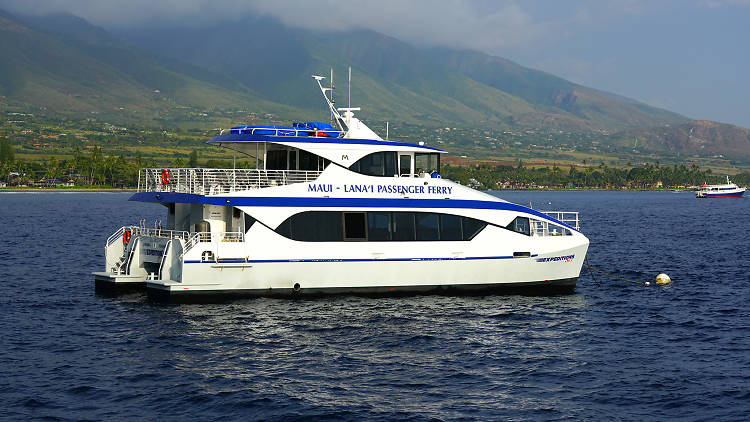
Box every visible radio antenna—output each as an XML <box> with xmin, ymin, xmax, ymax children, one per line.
<box><xmin>329</xmin><ymin>68</ymin><xmax>335</xmax><ymax>126</ymax></box>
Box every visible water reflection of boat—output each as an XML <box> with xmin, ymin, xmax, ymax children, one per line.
<box><xmin>695</xmin><ymin>176</ymin><xmax>745</xmax><ymax>198</ymax></box>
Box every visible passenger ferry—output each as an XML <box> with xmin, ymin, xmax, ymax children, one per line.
<box><xmin>93</xmin><ymin>76</ymin><xmax>590</xmax><ymax>302</ymax></box>
<box><xmin>695</xmin><ymin>176</ymin><xmax>745</xmax><ymax>198</ymax></box>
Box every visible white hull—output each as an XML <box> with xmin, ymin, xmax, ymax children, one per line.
<box><xmin>146</xmin><ymin>243</ymin><xmax>588</xmax><ymax>300</ymax></box>
<box><xmin>95</xmin><ymin>216</ymin><xmax>588</xmax><ymax>301</ymax></box>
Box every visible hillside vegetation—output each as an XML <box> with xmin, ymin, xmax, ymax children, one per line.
<box><xmin>1</xmin><ymin>10</ymin><xmax>749</xmax><ymax>165</ymax></box>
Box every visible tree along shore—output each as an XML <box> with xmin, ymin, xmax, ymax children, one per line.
<box><xmin>2</xmin><ymin>136</ymin><xmax>748</xmax><ymax>189</ymax></box>
<box><xmin>441</xmin><ymin>162</ymin><xmax>750</xmax><ymax>190</ymax></box>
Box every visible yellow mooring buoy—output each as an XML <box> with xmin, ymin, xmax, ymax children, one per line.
<box><xmin>654</xmin><ymin>273</ymin><xmax>672</xmax><ymax>285</ymax></box>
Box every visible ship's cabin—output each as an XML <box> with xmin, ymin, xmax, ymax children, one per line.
<box><xmin>214</xmin><ymin>137</ymin><xmax>443</xmax><ymax>179</ymax></box>
<box><xmin>132</xmin><ymin>132</ymin><xmax>447</xmax><ymax>244</ymax></box>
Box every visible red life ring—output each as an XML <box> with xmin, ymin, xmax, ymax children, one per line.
<box><xmin>161</xmin><ymin>169</ymin><xmax>170</xmax><ymax>185</ymax></box>
<box><xmin>123</xmin><ymin>229</ymin><xmax>131</xmax><ymax>245</ymax></box>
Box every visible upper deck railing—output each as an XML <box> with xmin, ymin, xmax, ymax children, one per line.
<box><xmin>106</xmin><ymin>225</ymin><xmax>190</xmax><ymax>247</ymax></box>
<box><xmin>137</xmin><ymin>168</ymin><xmax>322</xmax><ymax>195</ymax></box>
<box><xmin>536</xmin><ymin>211</ymin><xmax>580</xmax><ymax>235</ymax></box>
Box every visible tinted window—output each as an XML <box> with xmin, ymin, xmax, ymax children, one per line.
<box><xmin>462</xmin><ymin>217</ymin><xmax>487</xmax><ymax>240</ymax></box>
<box><xmin>350</xmin><ymin>152</ymin><xmax>398</xmax><ymax>177</ymax></box>
<box><xmin>415</xmin><ymin>153</ymin><xmax>440</xmax><ymax>174</ymax></box>
<box><xmin>344</xmin><ymin>212</ymin><xmax>367</xmax><ymax>240</ymax></box>
<box><xmin>277</xmin><ymin>211</ymin><xmax>342</xmax><ymax>241</ymax></box>
<box><xmin>288</xmin><ymin>150</ymin><xmax>297</xmax><ymax>170</ymax></box>
<box><xmin>416</xmin><ymin>213</ymin><xmax>439</xmax><ymax>241</ymax></box>
<box><xmin>506</xmin><ymin>216</ymin><xmax>530</xmax><ymax>236</ymax></box>
<box><xmin>368</xmin><ymin>212</ymin><xmax>391</xmax><ymax>241</ymax></box>
<box><xmin>440</xmin><ymin>214</ymin><xmax>462</xmax><ymax>241</ymax></box>
<box><xmin>275</xmin><ymin>211</ymin><xmax>487</xmax><ymax>242</ymax></box>
<box><xmin>392</xmin><ymin>212</ymin><xmax>416</xmax><ymax>241</ymax></box>
<box><xmin>244</xmin><ymin>213</ymin><xmax>256</xmax><ymax>233</ymax></box>
<box><xmin>362</xmin><ymin>153</ymin><xmax>383</xmax><ymax>176</ymax></box>
<box><xmin>298</xmin><ymin>150</ymin><xmax>318</xmax><ymax>171</ymax></box>
<box><xmin>399</xmin><ymin>155</ymin><xmax>411</xmax><ymax>176</ymax></box>
<box><xmin>275</xmin><ymin>218</ymin><xmax>292</xmax><ymax>238</ymax></box>
<box><xmin>266</xmin><ymin>150</ymin><xmax>287</xmax><ymax>170</ymax></box>
<box><xmin>384</xmin><ymin>152</ymin><xmax>396</xmax><ymax>177</ymax></box>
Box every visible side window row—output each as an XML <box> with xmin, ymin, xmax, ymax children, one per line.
<box><xmin>274</xmin><ymin>211</ymin><xmax>487</xmax><ymax>242</ymax></box>
<box><xmin>349</xmin><ymin>152</ymin><xmax>441</xmax><ymax>177</ymax></box>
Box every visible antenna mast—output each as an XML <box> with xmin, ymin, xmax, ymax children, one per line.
<box><xmin>329</xmin><ymin>68</ymin><xmax>334</xmax><ymax>126</ymax></box>
<box><xmin>312</xmin><ymin>74</ymin><xmax>346</xmax><ymax>131</ymax></box>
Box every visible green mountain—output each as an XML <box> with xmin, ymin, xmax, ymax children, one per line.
<box><xmin>0</xmin><ymin>10</ymin><xmax>297</xmax><ymax>123</ymax></box>
<box><xmin>2</xmin><ymin>10</ymin><xmax>749</xmax><ymax>161</ymax></box>
<box><xmin>430</xmin><ymin>47</ymin><xmax>686</xmax><ymax>129</ymax></box>
<box><xmin>119</xmin><ymin>17</ymin><xmax>687</xmax><ymax>131</ymax></box>
<box><xmin>119</xmin><ymin>19</ymin><xmax>515</xmax><ymax>127</ymax></box>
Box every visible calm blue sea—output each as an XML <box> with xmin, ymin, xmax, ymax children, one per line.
<box><xmin>1</xmin><ymin>191</ymin><xmax>749</xmax><ymax>421</ymax></box>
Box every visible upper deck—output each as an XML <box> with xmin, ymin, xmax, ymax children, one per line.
<box><xmin>138</xmin><ymin>168</ymin><xmax>322</xmax><ymax>195</ymax></box>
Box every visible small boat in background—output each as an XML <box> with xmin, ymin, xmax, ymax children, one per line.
<box><xmin>696</xmin><ymin>176</ymin><xmax>745</xmax><ymax>198</ymax></box>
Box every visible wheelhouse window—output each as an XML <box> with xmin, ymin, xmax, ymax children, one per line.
<box><xmin>399</xmin><ymin>155</ymin><xmax>411</xmax><ymax>176</ymax></box>
<box><xmin>349</xmin><ymin>152</ymin><xmax>397</xmax><ymax>177</ymax></box>
<box><xmin>275</xmin><ymin>211</ymin><xmax>487</xmax><ymax>242</ymax></box>
<box><xmin>414</xmin><ymin>153</ymin><xmax>440</xmax><ymax>175</ymax></box>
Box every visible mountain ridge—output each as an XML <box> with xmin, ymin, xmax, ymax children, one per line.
<box><xmin>0</xmin><ymin>10</ymin><xmax>302</xmax><ymax>123</ymax></box>
<box><xmin>117</xmin><ymin>16</ymin><xmax>689</xmax><ymax>131</ymax></box>
<box><xmin>612</xmin><ymin>120</ymin><xmax>750</xmax><ymax>160</ymax></box>
<box><xmin>1</xmin><ymin>10</ymin><xmax>748</xmax><ymax>162</ymax></box>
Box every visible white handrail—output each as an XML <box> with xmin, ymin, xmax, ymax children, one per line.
<box><xmin>107</xmin><ymin>225</ymin><xmax>190</xmax><ymax>244</ymax></box>
<box><xmin>137</xmin><ymin>168</ymin><xmax>322</xmax><ymax>194</ymax></box>
<box><xmin>535</xmin><ymin>211</ymin><xmax>580</xmax><ymax>236</ymax></box>
<box><xmin>180</xmin><ymin>231</ymin><xmax>245</xmax><ymax>259</ymax></box>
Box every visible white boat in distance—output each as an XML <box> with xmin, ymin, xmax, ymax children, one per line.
<box><xmin>93</xmin><ymin>75</ymin><xmax>590</xmax><ymax>302</ymax></box>
<box><xmin>695</xmin><ymin>176</ymin><xmax>746</xmax><ymax>198</ymax></box>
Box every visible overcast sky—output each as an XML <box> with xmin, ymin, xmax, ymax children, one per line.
<box><xmin>2</xmin><ymin>0</ymin><xmax>749</xmax><ymax>128</ymax></box>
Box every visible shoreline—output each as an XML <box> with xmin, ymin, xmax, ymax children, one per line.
<box><xmin>0</xmin><ymin>187</ymin><xmax>697</xmax><ymax>193</ymax></box>
<box><xmin>0</xmin><ymin>187</ymin><xmax>136</xmax><ymax>192</ymax></box>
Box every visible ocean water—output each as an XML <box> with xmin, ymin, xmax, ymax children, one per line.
<box><xmin>1</xmin><ymin>191</ymin><xmax>748</xmax><ymax>421</ymax></box>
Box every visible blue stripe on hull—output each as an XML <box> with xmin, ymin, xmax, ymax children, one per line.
<box><xmin>184</xmin><ymin>254</ymin><xmax>541</xmax><ymax>264</ymax></box>
<box><xmin>129</xmin><ymin>192</ymin><xmax>578</xmax><ymax>232</ymax></box>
